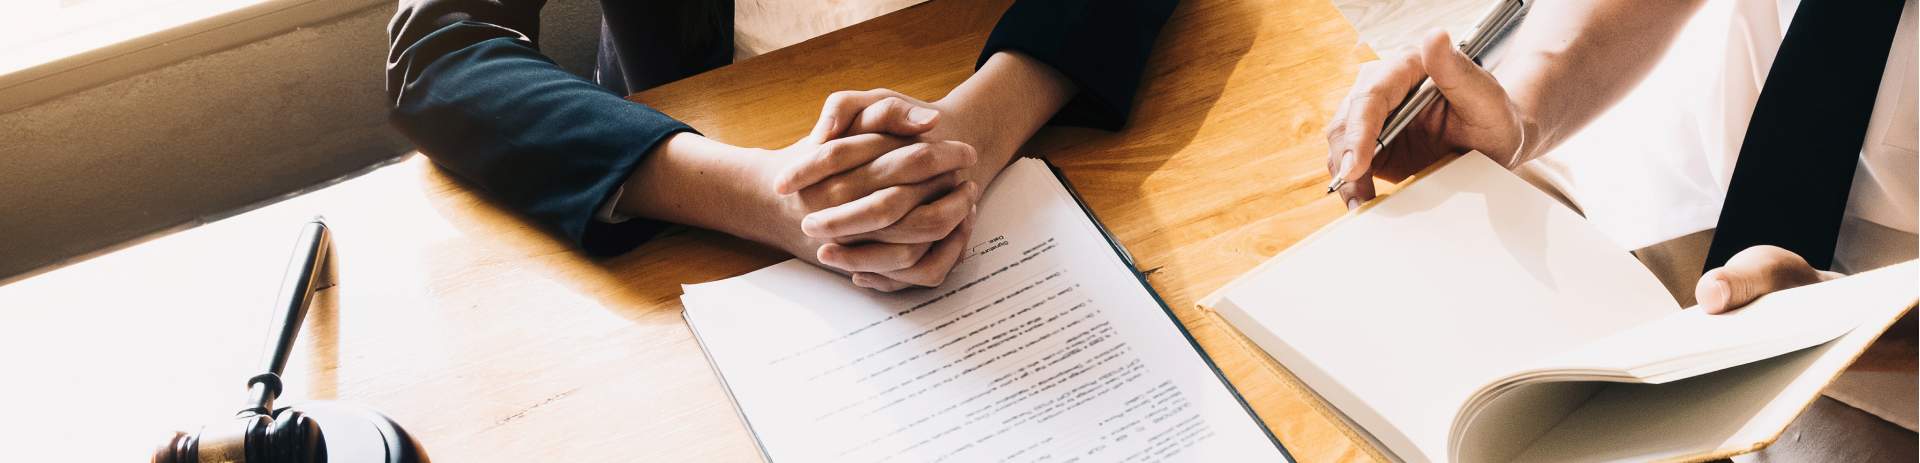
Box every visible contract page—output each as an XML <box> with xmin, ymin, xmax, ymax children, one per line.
<box><xmin>683</xmin><ymin>159</ymin><xmax>1285</xmax><ymax>462</ymax></box>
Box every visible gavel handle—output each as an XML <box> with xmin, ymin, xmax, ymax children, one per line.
<box><xmin>242</xmin><ymin>218</ymin><xmax>331</xmax><ymax>417</ymax></box>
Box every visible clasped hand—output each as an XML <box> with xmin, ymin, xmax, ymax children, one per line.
<box><xmin>770</xmin><ymin>90</ymin><xmax>981</xmax><ymax>291</ymax></box>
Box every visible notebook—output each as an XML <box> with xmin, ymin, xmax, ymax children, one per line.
<box><xmin>681</xmin><ymin>158</ymin><xmax>1293</xmax><ymax>462</ymax></box>
<box><xmin>1200</xmin><ymin>153</ymin><xmax>1918</xmax><ymax>462</ymax></box>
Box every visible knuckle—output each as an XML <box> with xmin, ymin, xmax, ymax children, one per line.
<box><xmin>818</xmin><ymin>139</ymin><xmax>850</xmax><ymax>160</ymax></box>
<box><xmin>795</xmin><ymin>184</ymin><xmax>835</xmax><ymax>209</ymax></box>
<box><xmin>904</xmin><ymin>272</ymin><xmax>944</xmax><ymax>288</ymax></box>
<box><xmin>900</xmin><ymin>226</ymin><xmax>942</xmax><ymax>243</ymax></box>
<box><xmin>1358</xmin><ymin>86</ymin><xmax>1395</xmax><ymax>108</ymax></box>
<box><xmin>796</xmin><ymin>189</ymin><xmax>827</xmax><ymax>210</ymax></box>
<box><xmin>824</xmin><ymin>91</ymin><xmax>853</xmax><ymax>108</ymax></box>
<box><xmin>902</xmin><ymin>144</ymin><xmax>939</xmax><ymax>172</ymax></box>
<box><xmin>933</xmin><ymin>200</ymin><xmax>968</xmax><ymax>225</ymax></box>
<box><xmin>899</xmin><ymin>215</ymin><xmax>947</xmax><ymax>241</ymax></box>
<box><xmin>913</xmin><ymin>259</ymin><xmax>955</xmax><ymax>287</ymax></box>
<box><xmin>891</xmin><ymin>266</ymin><xmax>939</xmax><ymax>287</ymax></box>
<box><xmin>876</xmin><ymin>185</ymin><xmax>917</xmax><ymax>209</ymax></box>
<box><xmin>946</xmin><ymin>141</ymin><xmax>978</xmax><ymax>165</ymax></box>
<box><xmin>889</xmin><ymin>247</ymin><xmax>922</xmax><ymax>269</ymax></box>
<box><xmin>824</xmin><ymin>181</ymin><xmax>860</xmax><ymax>205</ymax></box>
<box><xmin>1749</xmin><ymin>245</ymin><xmax>1791</xmax><ymax>258</ymax></box>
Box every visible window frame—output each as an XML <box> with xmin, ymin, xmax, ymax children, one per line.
<box><xmin>0</xmin><ymin>0</ymin><xmax>385</xmax><ymax>114</ymax></box>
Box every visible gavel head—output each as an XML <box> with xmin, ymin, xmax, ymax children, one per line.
<box><xmin>153</xmin><ymin>401</ymin><xmax>426</xmax><ymax>463</ymax></box>
<box><xmin>153</xmin><ymin>408</ymin><xmax>324</xmax><ymax>463</ymax></box>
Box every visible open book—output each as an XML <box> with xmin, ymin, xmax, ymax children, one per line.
<box><xmin>682</xmin><ymin>158</ymin><xmax>1292</xmax><ymax>462</ymax></box>
<box><xmin>1201</xmin><ymin>153</ymin><xmax>1918</xmax><ymax>462</ymax></box>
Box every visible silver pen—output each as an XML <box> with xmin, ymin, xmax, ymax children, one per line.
<box><xmin>1328</xmin><ymin>0</ymin><xmax>1531</xmax><ymax>194</ymax></box>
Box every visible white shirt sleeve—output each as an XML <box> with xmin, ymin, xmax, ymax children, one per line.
<box><xmin>596</xmin><ymin>186</ymin><xmax>631</xmax><ymax>223</ymax></box>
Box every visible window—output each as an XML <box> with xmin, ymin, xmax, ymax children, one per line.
<box><xmin>0</xmin><ymin>0</ymin><xmax>381</xmax><ymax>112</ymax></box>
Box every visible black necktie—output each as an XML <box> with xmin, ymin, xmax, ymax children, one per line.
<box><xmin>1703</xmin><ymin>0</ymin><xmax>1906</xmax><ymax>271</ymax></box>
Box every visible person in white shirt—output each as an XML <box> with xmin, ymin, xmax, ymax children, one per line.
<box><xmin>1322</xmin><ymin>0</ymin><xmax>1915</xmax><ymax>457</ymax></box>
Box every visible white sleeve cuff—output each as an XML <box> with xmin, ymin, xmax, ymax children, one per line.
<box><xmin>596</xmin><ymin>187</ymin><xmax>631</xmax><ymax>223</ymax></box>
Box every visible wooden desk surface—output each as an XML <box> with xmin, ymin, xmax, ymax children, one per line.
<box><xmin>0</xmin><ymin>0</ymin><xmax>1378</xmax><ymax>460</ymax></box>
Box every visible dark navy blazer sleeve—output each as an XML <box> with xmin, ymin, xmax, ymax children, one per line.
<box><xmin>386</xmin><ymin>0</ymin><xmax>686</xmax><ymax>256</ymax></box>
<box><xmin>980</xmin><ymin>0</ymin><xmax>1179</xmax><ymax>130</ymax></box>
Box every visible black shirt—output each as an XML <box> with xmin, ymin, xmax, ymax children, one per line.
<box><xmin>385</xmin><ymin>0</ymin><xmax>1178</xmax><ymax>255</ymax></box>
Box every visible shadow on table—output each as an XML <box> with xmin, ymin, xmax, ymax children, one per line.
<box><xmin>1028</xmin><ymin>0</ymin><xmax>1262</xmax><ymax>189</ymax></box>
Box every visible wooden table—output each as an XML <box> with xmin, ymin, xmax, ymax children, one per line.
<box><xmin>0</xmin><ymin>0</ymin><xmax>1382</xmax><ymax>460</ymax></box>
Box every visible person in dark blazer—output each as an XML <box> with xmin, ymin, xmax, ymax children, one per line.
<box><xmin>385</xmin><ymin>0</ymin><xmax>1178</xmax><ymax>291</ymax></box>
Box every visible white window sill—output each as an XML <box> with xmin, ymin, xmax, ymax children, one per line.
<box><xmin>0</xmin><ymin>0</ymin><xmax>384</xmax><ymax>114</ymax></box>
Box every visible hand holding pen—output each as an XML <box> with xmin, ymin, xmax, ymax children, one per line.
<box><xmin>1324</xmin><ymin>0</ymin><xmax>1530</xmax><ymax>208</ymax></box>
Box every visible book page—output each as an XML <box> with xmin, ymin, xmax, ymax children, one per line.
<box><xmin>1512</xmin><ymin>288</ymin><xmax>1915</xmax><ymax>461</ymax></box>
<box><xmin>1536</xmin><ymin>262</ymin><xmax>1919</xmax><ymax>382</ymax></box>
<box><xmin>1204</xmin><ymin>154</ymin><xmax>1678</xmax><ymax>462</ymax></box>
<box><xmin>1450</xmin><ymin>263</ymin><xmax>1916</xmax><ymax>462</ymax></box>
<box><xmin>683</xmin><ymin>159</ymin><xmax>1286</xmax><ymax>462</ymax></box>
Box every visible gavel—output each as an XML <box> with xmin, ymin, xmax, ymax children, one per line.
<box><xmin>154</xmin><ymin>218</ymin><xmax>428</xmax><ymax>463</ymax></box>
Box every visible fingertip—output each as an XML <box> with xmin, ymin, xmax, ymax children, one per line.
<box><xmin>825</xmin><ymin>116</ymin><xmax>838</xmax><ymax>137</ymax></box>
<box><xmin>907</xmin><ymin>106</ymin><xmax>939</xmax><ymax>127</ymax></box>
<box><xmin>959</xmin><ymin>181</ymin><xmax>983</xmax><ymax>203</ymax></box>
<box><xmin>1335</xmin><ymin>149</ymin><xmax>1361</xmax><ymax>181</ymax></box>
<box><xmin>1422</xmin><ymin>29</ymin><xmax>1478</xmax><ymax>74</ymax></box>
<box><xmin>1698</xmin><ymin>275</ymin><xmax>1732</xmax><ymax>314</ymax></box>
<box><xmin>780</xmin><ymin>145</ymin><xmax>839</xmax><ymax>194</ymax></box>
<box><xmin>775</xmin><ymin>163</ymin><xmax>813</xmax><ymax>195</ymax></box>
<box><xmin>801</xmin><ymin>214</ymin><xmax>832</xmax><ymax>238</ymax></box>
<box><xmin>773</xmin><ymin>172</ymin><xmax>800</xmax><ymax>195</ymax></box>
<box><xmin>870</xmin><ymin>98</ymin><xmax>933</xmax><ymax>136</ymax></box>
<box><xmin>957</xmin><ymin>142</ymin><xmax>979</xmax><ymax>166</ymax></box>
<box><xmin>1337</xmin><ymin>172</ymin><xmax>1376</xmax><ymax>208</ymax></box>
<box><xmin>1424</xmin><ymin>28</ymin><xmax>1453</xmax><ymax>50</ymax></box>
<box><xmin>820</xmin><ymin>118</ymin><xmax>835</xmax><ymax>140</ymax></box>
<box><xmin>817</xmin><ymin>243</ymin><xmax>843</xmax><ymax>267</ymax></box>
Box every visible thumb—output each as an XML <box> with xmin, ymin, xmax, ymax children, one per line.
<box><xmin>1420</xmin><ymin>31</ymin><xmax>1504</xmax><ymax>120</ymax></box>
<box><xmin>1696</xmin><ymin>245</ymin><xmax>1836</xmax><ymax>314</ymax></box>
<box><xmin>847</xmin><ymin>96</ymin><xmax>939</xmax><ymax>138</ymax></box>
<box><xmin>1418</xmin><ymin>30</ymin><xmax>1523</xmax><ymax>164</ymax></box>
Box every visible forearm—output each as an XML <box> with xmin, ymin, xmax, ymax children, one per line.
<box><xmin>1492</xmin><ymin>0</ymin><xmax>1706</xmax><ymax>161</ymax></box>
<box><xmin>936</xmin><ymin>51</ymin><xmax>1076</xmax><ymax>185</ymax></box>
<box><xmin>389</xmin><ymin>25</ymin><xmax>693</xmax><ymax>254</ymax></box>
<box><xmin>614</xmin><ymin>133</ymin><xmax>791</xmax><ymax>248</ymax></box>
<box><xmin>933</xmin><ymin>0</ymin><xmax>1177</xmax><ymax>185</ymax></box>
